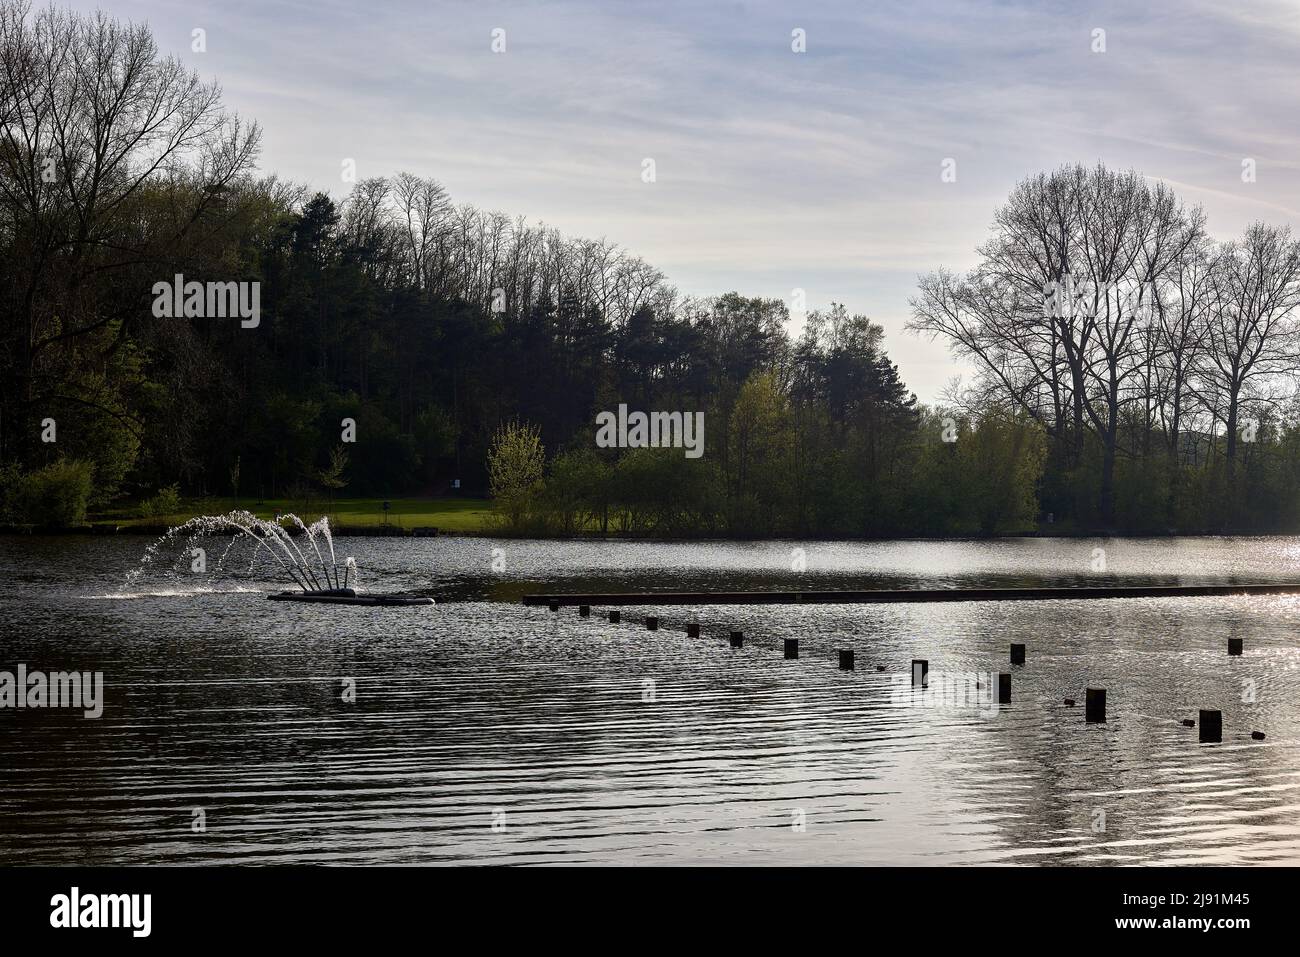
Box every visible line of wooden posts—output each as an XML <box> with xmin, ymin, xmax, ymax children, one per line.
<box><xmin>553</xmin><ymin>600</ymin><xmax>1265</xmax><ymax>744</ymax></box>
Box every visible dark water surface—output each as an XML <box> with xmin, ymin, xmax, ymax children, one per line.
<box><xmin>2</xmin><ymin>535</ymin><xmax>1299</xmax><ymax>864</ymax></box>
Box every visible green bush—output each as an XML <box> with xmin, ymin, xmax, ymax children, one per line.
<box><xmin>0</xmin><ymin>462</ymin><xmax>22</xmax><ymax>524</ymax></box>
<box><xmin>139</xmin><ymin>483</ymin><xmax>182</xmax><ymax>518</ymax></box>
<box><xmin>1</xmin><ymin>459</ymin><xmax>94</xmax><ymax>527</ymax></box>
<box><xmin>487</xmin><ymin>421</ymin><xmax>546</xmax><ymax>534</ymax></box>
<box><xmin>542</xmin><ymin>447</ymin><xmax>611</xmax><ymax>535</ymax></box>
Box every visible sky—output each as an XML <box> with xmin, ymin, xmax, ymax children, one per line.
<box><xmin>70</xmin><ymin>0</ymin><xmax>1300</xmax><ymax>402</ymax></box>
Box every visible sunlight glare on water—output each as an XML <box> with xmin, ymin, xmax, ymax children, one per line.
<box><xmin>1</xmin><ymin>535</ymin><xmax>1298</xmax><ymax>864</ymax></box>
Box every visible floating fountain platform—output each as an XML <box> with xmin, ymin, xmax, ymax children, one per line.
<box><xmin>128</xmin><ymin>509</ymin><xmax>436</xmax><ymax>605</ymax></box>
<box><xmin>129</xmin><ymin>511</ymin><xmax>435</xmax><ymax>606</ymax></box>
<box><xmin>268</xmin><ymin>588</ymin><xmax>434</xmax><ymax>607</ymax></box>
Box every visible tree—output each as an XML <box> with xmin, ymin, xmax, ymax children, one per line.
<box><xmin>317</xmin><ymin>445</ymin><xmax>349</xmax><ymax>509</ymax></box>
<box><xmin>543</xmin><ymin>447</ymin><xmax>609</xmax><ymax>535</ymax></box>
<box><xmin>1204</xmin><ymin>224</ymin><xmax>1300</xmax><ymax>481</ymax></box>
<box><xmin>0</xmin><ymin>0</ymin><xmax>259</xmax><ymax>483</ymax></box>
<box><xmin>910</xmin><ymin>163</ymin><xmax>1203</xmax><ymax>527</ymax></box>
<box><xmin>487</xmin><ymin>421</ymin><xmax>545</xmax><ymax>532</ymax></box>
<box><xmin>726</xmin><ymin>372</ymin><xmax>795</xmax><ymax>535</ymax></box>
<box><xmin>957</xmin><ymin>411</ymin><xmax>1048</xmax><ymax>534</ymax></box>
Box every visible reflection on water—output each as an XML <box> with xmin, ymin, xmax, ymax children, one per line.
<box><xmin>1</xmin><ymin>536</ymin><xmax>1299</xmax><ymax>864</ymax></box>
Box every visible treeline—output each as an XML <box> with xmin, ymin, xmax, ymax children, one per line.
<box><xmin>486</xmin><ymin>351</ymin><xmax>1047</xmax><ymax>539</ymax></box>
<box><xmin>3</xmin><ymin>2</ymin><xmax>1300</xmax><ymax>535</ymax></box>
<box><xmin>911</xmin><ymin>164</ymin><xmax>1300</xmax><ymax>533</ymax></box>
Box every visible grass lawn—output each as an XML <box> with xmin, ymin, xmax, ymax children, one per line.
<box><xmin>94</xmin><ymin>497</ymin><xmax>495</xmax><ymax>532</ymax></box>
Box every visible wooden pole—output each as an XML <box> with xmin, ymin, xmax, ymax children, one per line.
<box><xmin>1086</xmin><ymin>687</ymin><xmax>1106</xmax><ymax>722</ymax></box>
<box><xmin>1199</xmin><ymin>710</ymin><xmax>1222</xmax><ymax>743</ymax></box>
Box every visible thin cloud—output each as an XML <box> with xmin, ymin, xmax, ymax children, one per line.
<box><xmin>69</xmin><ymin>0</ymin><xmax>1300</xmax><ymax>402</ymax></box>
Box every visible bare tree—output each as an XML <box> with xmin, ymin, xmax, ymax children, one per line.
<box><xmin>0</xmin><ymin>0</ymin><xmax>259</xmax><ymax>445</ymax></box>
<box><xmin>1203</xmin><ymin>223</ymin><xmax>1300</xmax><ymax>478</ymax></box>
<box><xmin>910</xmin><ymin>163</ymin><xmax>1203</xmax><ymax>525</ymax></box>
<box><xmin>391</xmin><ymin>171</ymin><xmax>451</xmax><ymax>292</ymax></box>
<box><xmin>1149</xmin><ymin>237</ymin><xmax>1212</xmax><ymax>461</ymax></box>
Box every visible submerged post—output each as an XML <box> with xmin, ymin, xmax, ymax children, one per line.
<box><xmin>548</xmin><ymin>599</ymin><xmax>559</xmax><ymax>613</ymax></box>
<box><xmin>1086</xmin><ymin>687</ymin><xmax>1106</xmax><ymax>723</ymax></box>
<box><xmin>646</xmin><ymin>616</ymin><xmax>659</xmax><ymax>631</ymax></box>
<box><xmin>1228</xmin><ymin>638</ymin><xmax>1243</xmax><ymax>656</ymax></box>
<box><xmin>911</xmin><ymin>659</ymin><xmax>928</xmax><ymax>687</ymax></box>
<box><xmin>997</xmin><ymin>672</ymin><xmax>1012</xmax><ymax>704</ymax></box>
<box><xmin>839</xmin><ymin>649</ymin><xmax>854</xmax><ymax>670</ymax></box>
<box><xmin>609</xmin><ymin>610</ymin><xmax>620</xmax><ymax>624</ymax></box>
<box><xmin>686</xmin><ymin>623</ymin><xmax>700</xmax><ymax>638</ymax></box>
<box><xmin>579</xmin><ymin>605</ymin><xmax>590</xmax><ymax>617</ymax></box>
<box><xmin>1199</xmin><ymin>710</ymin><xmax>1222</xmax><ymax>743</ymax></box>
<box><xmin>784</xmin><ymin>638</ymin><xmax>799</xmax><ymax>659</ymax></box>
<box><xmin>1010</xmin><ymin>643</ymin><xmax>1026</xmax><ymax>665</ymax></box>
<box><xmin>729</xmin><ymin>631</ymin><xmax>744</xmax><ymax>648</ymax></box>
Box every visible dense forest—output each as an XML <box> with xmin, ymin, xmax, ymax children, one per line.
<box><xmin>2</xmin><ymin>1</ymin><xmax>1299</xmax><ymax>535</ymax></box>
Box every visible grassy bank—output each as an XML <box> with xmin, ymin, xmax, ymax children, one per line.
<box><xmin>93</xmin><ymin>497</ymin><xmax>495</xmax><ymax>533</ymax></box>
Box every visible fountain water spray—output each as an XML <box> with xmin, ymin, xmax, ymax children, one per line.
<box><xmin>129</xmin><ymin>510</ymin><xmax>355</xmax><ymax>593</ymax></box>
<box><xmin>127</xmin><ymin>511</ymin><xmax>432</xmax><ymax>606</ymax></box>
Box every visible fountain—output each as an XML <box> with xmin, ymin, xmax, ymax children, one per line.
<box><xmin>128</xmin><ymin>511</ymin><xmax>434</xmax><ymax>606</ymax></box>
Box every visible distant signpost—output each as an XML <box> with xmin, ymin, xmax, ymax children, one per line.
<box><xmin>381</xmin><ymin>500</ymin><xmax>391</xmax><ymax>526</ymax></box>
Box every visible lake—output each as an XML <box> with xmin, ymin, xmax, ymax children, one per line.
<box><xmin>1</xmin><ymin>535</ymin><xmax>1299</xmax><ymax>864</ymax></box>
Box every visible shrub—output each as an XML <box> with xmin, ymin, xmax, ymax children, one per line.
<box><xmin>139</xmin><ymin>483</ymin><xmax>182</xmax><ymax>518</ymax></box>
<box><xmin>4</xmin><ymin>459</ymin><xmax>94</xmax><ymax>527</ymax></box>
<box><xmin>0</xmin><ymin>462</ymin><xmax>22</xmax><ymax>524</ymax></box>
<box><xmin>487</xmin><ymin>421</ymin><xmax>546</xmax><ymax>533</ymax></box>
<box><xmin>541</xmin><ymin>448</ymin><xmax>610</xmax><ymax>535</ymax></box>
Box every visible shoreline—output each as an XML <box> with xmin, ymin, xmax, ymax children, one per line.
<box><xmin>4</xmin><ymin>524</ymin><xmax>1299</xmax><ymax>541</ymax></box>
<box><xmin>523</xmin><ymin>581</ymin><xmax>1300</xmax><ymax>606</ymax></box>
